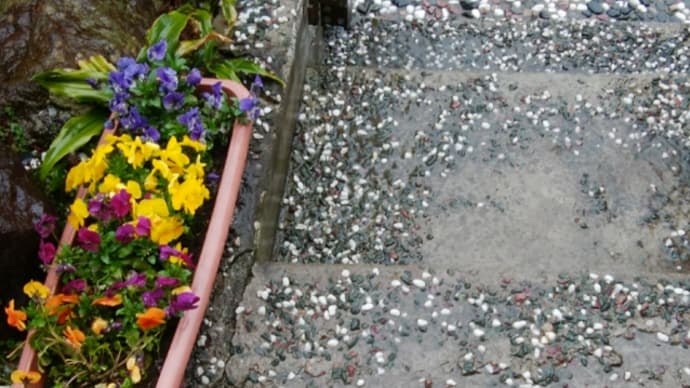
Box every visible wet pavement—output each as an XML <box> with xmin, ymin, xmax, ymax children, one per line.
<box><xmin>198</xmin><ymin>1</ymin><xmax>690</xmax><ymax>387</ymax></box>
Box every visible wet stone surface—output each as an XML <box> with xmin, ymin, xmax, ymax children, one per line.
<box><xmin>351</xmin><ymin>0</ymin><xmax>690</xmax><ymax>23</ymax></box>
<box><xmin>278</xmin><ymin>68</ymin><xmax>690</xmax><ymax>275</ymax></box>
<box><xmin>228</xmin><ymin>264</ymin><xmax>690</xmax><ymax>387</ymax></box>
<box><xmin>324</xmin><ymin>19</ymin><xmax>690</xmax><ymax>74</ymax></box>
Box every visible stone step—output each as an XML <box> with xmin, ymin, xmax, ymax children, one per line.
<box><xmin>350</xmin><ymin>0</ymin><xmax>690</xmax><ymax>24</ymax></box>
<box><xmin>226</xmin><ymin>262</ymin><xmax>690</xmax><ymax>387</ymax></box>
<box><xmin>277</xmin><ymin>67</ymin><xmax>690</xmax><ymax>278</ymax></box>
<box><xmin>320</xmin><ymin>17</ymin><xmax>689</xmax><ymax>74</ymax></box>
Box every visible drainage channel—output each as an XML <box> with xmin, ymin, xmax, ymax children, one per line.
<box><xmin>254</xmin><ymin>0</ymin><xmax>351</xmax><ymax>262</ymax></box>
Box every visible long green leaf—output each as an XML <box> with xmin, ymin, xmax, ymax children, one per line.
<box><xmin>207</xmin><ymin>63</ymin><xmax>240</xmax><ymax>83</ymax></box>
<box><xmin>146</xmin><ymin>10</ymin><xmax>191</xmax><ymax>51</ymax></box>
<box><xmin>213</xmin><ymin>59</ymin><xmax>284</xmax><ymax>86</ymax></box>
<box><xmin>77</xmin><ymin>55</ymin><xmax>116</xmax><ymax>73</ymax></box>
<box><xmin>33</xmin><ymin>69</ymin><xmax>111</xmax><ymax>104</ymax></box>
<box><xmin>39</xmin><ymin>109</ymin><xmax>109</xmax><ymax>179</ymax></box>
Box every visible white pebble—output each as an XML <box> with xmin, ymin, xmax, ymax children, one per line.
<box><xmin>513</xmin><ymin>320</ymin><xmax>528</xmax><ymax>329</ymax></box>
<box><xmin>657</xmin><ymin>332</ymin><xmax>669</xmax><ymax>342</ymax></box>
<box><xmin>413</xmin><ymin>279</ymin><xmax>426</xmax><ymax>288</ymax></box>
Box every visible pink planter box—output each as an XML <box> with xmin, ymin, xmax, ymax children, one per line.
<box><xmin>13</xmin><ymin>79</ymin><xmax>252</xmax><ymax>388</ymax></box>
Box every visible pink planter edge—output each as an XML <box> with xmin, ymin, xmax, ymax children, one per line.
<box><xmin>13</xmin><ymin>78</ymin><xmax>252</xmax><ymax>388</ymax></box>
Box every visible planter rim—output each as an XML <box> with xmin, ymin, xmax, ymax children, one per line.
<box><xmin>13</xmin><ymin>78</ymin><xmax>252</xmax><ymax>388</ymax></box>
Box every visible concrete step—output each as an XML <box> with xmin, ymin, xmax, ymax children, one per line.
<box><xmin>349</xmin><ymin>0</ymin><xmax>690</xmax><ymax>24</ymax></box>
<box><xmin>319</xmin><ymin>18</ymin><xmax>689</xmax><ymax>74</ymax></box>
<box><xmin>277</xmin><ymin>67</ymin><xmax>689</xmax><ymax>280</ymax></box>
<box><xmin>226</xmin><ymin>262</ymin><xmax>690</xmax><ymax>387</ymax></box>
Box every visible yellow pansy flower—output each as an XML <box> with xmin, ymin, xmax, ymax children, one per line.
<box><xmin>67</xmin><ymin>197</ymin><xmax>89</xmax><ymax>229</ymax></box>
<box><xmin>134</xmin><ymin>198</ymin><xmax>169</xmax><ymax>219</ymax></box>
<box><xmin>150</xmin><ymin>216</ymin><xmax>184</xmax><ymax>245</ymax></box>
<box><xmin>185</xmin><ymin>155</ymin><xmax>206</xmax><ymax>180</ymax></box>
<box><xmin>11</xmin><ymin>370</ymin><xmax>41</xmax><ymax>384</ymax></box>
<box><xmin>98</xmin><ymin>174</ymin><xmax>122</xmax><ymax>194</ymax></box>
<box><xmin>126</xmin><ymin>356</ymin><xmax>142</xmax><ymax>383</ymax></box>
<box><xmin>91</xmin><ymin>317</ymin><xmax>108</xmax><ymax>336</ymax></box>
<box><xmin>151</xmin><ymin>159</ymin><xmax>174</xmax><ymax>181</ymax></box>
<box><xmin>126</xmin><ymin>180</ymin><xmax>142</xmax><ymax>199</ymax></box>
<box><xmin>23</xmin><ymin>280</ymin><xmax>50</xmax><ymax>300</ymax></box>
<box><xmin>180</xmin><ymin>135</ymin><xmax>207</xmax><ymax>152</ymax></box>
<box><xmin>170</xmin><ymin>177</ymin><xmax>209</xmax><ymax>216</ymax></box>
<box><xmin>117</xmin><ymin>135</ymin><xmax>159</xmax><ymax>168</ymax></box>
<box><xmin>171</xmin><ymin>285</ymin><xmax>192</xmax><ymax>295</ymax></box>
<box><xmin>160</xmin><ymin>137</ymin><xmax>190</xmax><ymax>171</ymax></box>
<box><xmin>65</xmin><ymin>161</ymin><xmax>88</xmax><ymax>192</ymax></box>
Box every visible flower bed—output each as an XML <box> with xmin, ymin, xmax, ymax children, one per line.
<box><xmin>4</xmin><ymin>34</ymin><xmax>260</xmax><ymax>387</ymax></box>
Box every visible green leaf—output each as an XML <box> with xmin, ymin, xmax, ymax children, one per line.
<box><xmin>146</xmin><ymin>10</ymin><xmax>191</xmax><ymax>51</ymax></box>
<box><xmin>221</xmin><ymin>0</ymin><xmax>238</xmax><ymax>32</ymax></box>
<box><xmin>33</xmin><ymin>69</ymin><xmax>111</xmax><ymax>104</ymax></box>
<box><xmin>189</xmin><ymin>8</ymin><xmax>213</xmax><ymax>35</ymax></box>
<box><xmin>177</xmin><ymin>31</ymin><xmax>231</xmax><ymax>57</ymax></box>
<box><xmin>77</xmin><ymin>55</ymin><xmax>116</xmax><ymax>73</ymax></box>
<box><xmin>212</xmin><ymin>59</ymin><xmax>284</xmax><ymax>86</ymax></box>
<box><xmin>39</xmin><ymin>108</ymin><xmax>109</xmax><ymax>180</ymax></box>
<box><xmin>207</xmin><ymin>63</ymin><xmax>240</xmax><ymax>83</ymax></box>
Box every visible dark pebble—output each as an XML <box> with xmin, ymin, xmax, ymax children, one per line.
<box><xmin>357</xmin><ymin>0</ymin><xmax>373</xmax><ymax>14</ymax></box>
<box><xmin>461</xmin><ymin>0</ymin><xmax>479</xmax><ymax>10</ymax></box>
<box><xmin>581</xmin><ymin>9</ymin><xmax>593</xmax><ymax>17</ymax></box>
<box><xmin>393</xmin><ymin>0</ymin><xmax>412</xmax><ymax>6</ymax></box>
<box><xmin>587</xmin><ymin>1</ymin><xmax>604</xmax><ymax>14</ymax></box>
<box><xmin>539</xmin><ymin>10</ymin><xmax>551</xmax><ymax>18</ymax></box>
<box><xmin>607</xmin><ymin>7</ymin><xmax>621</xmax><ymax>18</ymax></box>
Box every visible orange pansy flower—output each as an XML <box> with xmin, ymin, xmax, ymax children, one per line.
<box><xmin>10</xmin><ymin>369</ymin><xmax>41</xmax><ymax>384</ymax></box>
<box><xmin>45</xmin><ymin>293</ymin><xmax>79</xmax><ymax>323</ymax></box>
<box><xmin>64</xmin><ymin>326</ymin><xmax>86</xmax><ymax>349</ymax></box>
<box><xmin>92</xmin><ymin>294</ymin><xmax>123</xmax><ymax>307</ymax></box>
<box><xmin>5</xmin><ymin>299</ymin><xmax>27</xmax><ymax>332</ymax></box>
<box><xmin>136</xmin><ymin>307</ymin><xmax>166</xmax><ymax>331</ymax></box>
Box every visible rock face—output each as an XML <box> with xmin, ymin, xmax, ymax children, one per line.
<box><xmin>0</xmin><ymin>0</ymin><xmax>170</xmax><ymax>148</ymax></box>
<box><xmin>0</xmin><ymin>145</ymin><xmax>51</xmax><ymax>340</ymax></box>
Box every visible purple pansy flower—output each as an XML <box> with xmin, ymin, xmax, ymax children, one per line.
<box><xmin>167</xmin><ymin>292</ymin><xmax>200</xmax><ymax>315</ymax></box>
<box><xmin>38</xmin><ymin>240</ymin><xmax>56</xmax><ymax>265</ymax></box>
<box><xmin>135</xmin><ymin>216</ymin><xmax>151</xmax><ymax>236</ymax></box>
<box><xmin>143</xmin><ymin>126</ymin><xmax>161</xmax><ymax>143</ymax></box>
<box><xmin>177</xmin><ymin>107</ymin><xmax>206</xmax><ymax>141</ymax></box>
<box><xmin>156</xmin><ymin>67</ymin><xmax>178</xmax><ymax>93</ymax></box>
<box><xmin>106</xmin><ymin>280</ymin><xmax>127</xmax><ymax>296</ymax></box>
<box><xmin>163</xmin><ymin>91</ymin><xmax>185</xmax><ymax>111</ymax></box>
<box><xmin>110</xmin><ymin>189</ymin><xmax>132</xmax><ymax>218</ymax></box>
<box><xmin>115</xmin><ymin>223</ymin><xmax>136</xmax><ymax>243</ymax></box>
<box><xmin>125</xmin><ymin>273</ymin><xmax>147</xmax><ymax>288</ymax></box>
<box><xmin>142</xmin><ymin>288</ymin><xmax>165</xmax><ymax>307</ymax></box>
<box><xmin>186</xmin><ymin>68</ymin><xmax>202</xmax><ymax>86</ymax></box>
<box><xmin>88</xmin><ymin>196</ymin><xmax>112</xmax><ymax>221</ymax></box>
<box><xmin>62</xmin><ymin>278</ymin><xmax>87</xmax><ymax>294</ymax></box>
<box><xmin>203</xmin><ymin>81</ymin><xmax>223</xmax><ymax>109</ymax></box>
<box><xmin>34</xmin><ymin>213</ymin><xmax>57</xmax><ymax>239</ymax></box>
<box><xmin>77</xmin><ymin>227</ymin><xmax>101</xmax><ymax>253</ymax></box>
<box><xmin>159</xmin><ymin>244</ymin><xmax>194</xmax><ymax>268</ymax></box>
<box><xmin>147</xmin><ymin>40</ymin><xmax>167</xmax><ymax>62</ymax></box>
<box><xmin>120</xmin><ymin>106</ymin><xmax>147</xmax><ymax>131</ymax></box>
<box><xmin>116</xmin><ymin>57</ymin><xmax>137</xmax><ymax>71</ymax></box>
<box><xmin>108</xmin><ymin>92</ymin><xmax>130</xmax><ymax>116</ymax></box>
<box><xmin>155</xmin><ymin>276</ymin><xmax>180</xmax><ymax>288</ymax></box>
